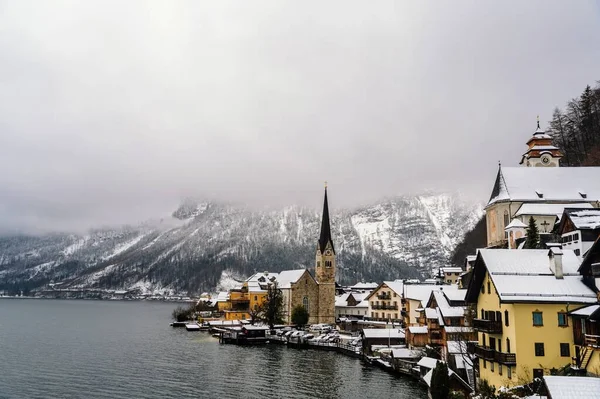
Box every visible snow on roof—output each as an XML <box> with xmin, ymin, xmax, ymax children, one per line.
<box><xmin>447</xmin><ymin>341</ymin><xmax>468</xmax><ymax>354</ymax></box>
<box><xmin>441</xmin><ymin>267</ymin><xmax>463</xmax><ymax>273</ymax></box>
<box><xmin>444</xmin><ymin>326</ymin><xmax>473</xmax><ymax>333</ymax></box>
<box><xmin>453</xmin><ymin>354</ymin><xmax>473</xmax><ymax>370</ymax></box>
<box><xmin>362</xmin><ymin>328</ymin><xmax>405</xmax><ymax>339</ymax></box>
<box><xmin>417</xmin><ymin>357</ymin><xmax>442</xmax><ymax>370</ymax></box>
<box><xmin>425</xmin><ymin>308</ymin><xmax>438</xmax><ymax>319</ymax></box>
<box><xmin>245</xmin><ymin>269</ymin><xmax>307</xmax><ymax>291</ymax></box>
<box><xmin>487</xmin><ymin>166</ymin><xmax>600</xmax><ymax>207</ymax></box>
<box><xmin>351</xmin><ymin>282</ymin><xmax>378</xmax><ymax>289</ymax></box>
<box><xmin>543</xmin><ymin>376</ymin><xmax>600</xmax><ymax>399</ymax></box>
<box><xmin>438</xmin><ymin>306</ymin><xmax>466</xmax><ymax>318</ymax></box>
<box><xmin>408</xmin><ymin>326</ymin><xmax>428</xmax><ymax>334</ymax></box>
<box><xmin>383</xmin><ymin>280</ymin><xmax>404</xmax><ymax>296</ymax></box>
<box><xmin>405</xmin><ymin>284</ymin><xmax>457</xmax><ymax>304</ymax></box>
<box><xmin>527</xmin><ymin>144</ymin><xmax>560</xmax><ymax>151</ymax></box>
<box><xmin>505</xmin><ymin>219</ymin><xmax>528</xmax><ymax>230</ymax></box>
<box><xmin>570</xmin><ymin>304</ymin><xmax>600</xmax><ymax>317</ymax></box>
<box><xmin>443</xmin><ymin>289</ymin><xmax>467</xmax><ymax>302</ymax></box>
<box><xmin>565</xmin><ymin>209</ymin><xmax>600</xmax><ymax>230</ymax></box>
<box><xmin>391</xmin><ymin>348</ymin><xmax>422</xmax><ymax>359</ymax></box>
<box><xmin>335</xmin><ymin>293</ymin><xmax>351</xmax><ymax>307</ymax></box>
<box><xmin>277</xmin><ymin>269</ymin><xmax>307</xmax><ymax>288</ymax></box>
<box><xmin>216</xmin><ymin>291</ymin><xmax>229</xmax><ymax>302</ymax></box>
<box><xmin>478</xmin><ymin>249</ymin><xmax>597</xmax><ymax>304</ymax></box>
<box><xmin>515</xmin><ymin>203</ymin><xmax>593</xmax><ymax>218</ymax></box>
<box><xmin>466</xmin><ymin>255</ymin><xmax>477</xmax><ymax>261</ymax></box>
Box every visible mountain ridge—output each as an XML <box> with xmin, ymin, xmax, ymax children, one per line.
<box><xmin>0</xmin><ymin>192</ymin><xmax>483</xmax><ymax>296</ymax></box>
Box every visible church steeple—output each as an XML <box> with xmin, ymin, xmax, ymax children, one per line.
<box><xmin>318</xmin><ymin>183</ymin><xmax>335</xmax><ymax>254</ymax></box>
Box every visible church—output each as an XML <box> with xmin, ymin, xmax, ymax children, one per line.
<box><xmin>220</xmin><ymin>185</ymin><xmax>336</xmax><ymax>325</ymax></box>
<box><xmin>485</xmin><ymin>119</ymin><xmax>600</xmax><ymax>248</ymax></box>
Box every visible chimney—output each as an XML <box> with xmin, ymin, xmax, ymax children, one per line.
<box><xmin>549</xmin><ymin>247</ymin><xmax>564</xmax><ymax>279</ymax></box>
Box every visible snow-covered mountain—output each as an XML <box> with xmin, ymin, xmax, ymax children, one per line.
<box><xmin>0</xmin><ymin>193</ymin><xmax>483</xmax><ymax>296</ymax></box>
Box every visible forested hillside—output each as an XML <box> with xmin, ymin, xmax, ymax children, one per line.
<box><xmin>549</xmin><ymin>82</ymin><xmax>600</xmax><ymax>166</ymax></box>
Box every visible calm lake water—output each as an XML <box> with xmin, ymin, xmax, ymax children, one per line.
<box><xmin>0</xmin><ymin>300</ymin><xmax>426</xmax><ymax>399</ymax></box>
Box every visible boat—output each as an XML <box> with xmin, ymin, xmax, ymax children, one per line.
<box><xmin>185</xmin><ymin>323</ymin><xmax>201</xmax><ymax>331</ymax></box>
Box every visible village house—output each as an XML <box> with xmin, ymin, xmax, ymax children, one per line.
<box><xmin>403</xmin><ymin>283</ymin><xmax>459</xmax><ymax>327</ymax></box>
<box><xmin>557</xmin><ymin>208</ymin><xmax>600</xmax><ymax>260</ymax></box>
<box><xmin>438</xmin><ymin>267</ymin><xmax>463</xmax><ymax>285</ymax></box>
<box><xmin>465</xmin><ymin>249</ymin><xmax>597</xmax><ymax>389</ymax></box>
<box><xmin>485</xmin><ymin>121</ymin><xmax>600</xmax><ymax>248</ymax></box>
<box><xmin>365</xmin><ymin>280</ymin><xmax>403</xmax><ymax>324</ymax></box>
<box><xmin>334</xmin><ymin>292</ymin><xmax>369</xmax><ymax>320</ymax></box>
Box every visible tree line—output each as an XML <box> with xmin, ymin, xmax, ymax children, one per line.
<box><xmin>549</xmin><ymin>82</ymin><xmax>600</xmax><ymax>166</ymax></box>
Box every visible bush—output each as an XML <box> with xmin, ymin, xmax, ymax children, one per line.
<box><xmin>172</xmin><ymin>305</ymin><xmax>193</xmax><ymax>322</ymax></box>
<box><xmin>291</xmin><ymin>305</ymin><xmax>309</xmax><ymax>328</ymax></box>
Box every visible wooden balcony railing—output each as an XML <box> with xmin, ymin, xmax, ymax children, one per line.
<box><xmin>468</xmin><ymin>342</ymin><xmax>516</xmax><ymax>365</ymax></box>
<box><xmin>585</xmin><ymin>334</ymin><xmax>600</xmax><ymax>347</ymax></box>
<box><xmin>473</xmin><ymin>318</ymin><xmax>503</xmax><ymax>334</ymax></box>
<box><xmin>377</xmin><ymin>293</ymin><xmax>392</xmax><ymax>300</ymax></box>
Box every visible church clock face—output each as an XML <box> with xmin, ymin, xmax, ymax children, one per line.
<box><xmin>541</xmin><ymin>155</ymin><xmax>550</xmax><ymax>165</ymax></box>
<box><xmin>325</xmin><ymin>250</ymin><xmax>332</xmax><ymax>256</ymax></box>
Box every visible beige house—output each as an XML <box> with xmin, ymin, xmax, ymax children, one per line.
<box><xmin>365</xmin><ymin>280</ymin><xmax>403</xmax><ymax>323</ymax></box>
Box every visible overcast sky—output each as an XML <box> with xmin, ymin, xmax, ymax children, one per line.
<box><xmin>1</xmin><ymin>1</ymin><xmax>600</xmax><ymax>233</ymax></box>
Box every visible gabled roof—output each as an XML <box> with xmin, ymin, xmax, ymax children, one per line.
<box><xmin>487</xmin><ymin>166</ymin><xmax>600</xmax><ymax>208</ymax></box>
<box><xmin>561</xmin><ymin>208</ymin><xmax>600</xmax><ymax>230</ymax></box>
<box><xmin>569</xmin><ymin>304</ymin><xmax>600</xmax><ymax>319</ymax></box>
<box><xmin>466</xmin><ymin>249</ymin><xmax>597</xmax><ymax>304</ymax></box>
<box><xmin>404</xmin><ymin>284</ymin><xmax>457</xmax><ymax>304</ymax></box>
<box><xmin>543</xmin><ymin>376</ymin><xmax>600</xmax><ymax>399</ymax></box>
<box><xmin>505</xmin><ymin>219</ymin><xmax>528</xmax><ymax>230</ymax></box>
<box><xmin>365</xmin><ymin>280</ymin><xmax>404</xmax><ymax>301</ymax></box>
<box><xmin>246</xmin><ymin>269</ymin><xmax>309</xmax><ymax>291</ymax></box>
<box><xmin>578</xmin><ymin>235</ymin><xmax>600</xmax><ymax>282</ymax></box>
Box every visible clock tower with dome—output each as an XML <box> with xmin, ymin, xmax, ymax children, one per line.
<box><xmin>519</xmin><ymin>117</ymin><xmax>563</xmax><ymax>167</ymax></box>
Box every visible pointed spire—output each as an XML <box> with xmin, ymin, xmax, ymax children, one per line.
<box><xmin>318</xmin><ymin>184</ymin><xmax>335</xmax><ymax>254</ymax></box>
<box><xmin>534</xmin><ymin>115</ymin><xmax>545</xmax><ymax>134</ymax></box>
<box><xmin>537</xmin><ymin>115</ymin><xmax>540</xmax><ymax>130</ymax></box>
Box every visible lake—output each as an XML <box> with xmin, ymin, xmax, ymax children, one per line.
<box><xmin>0</xmin><ymin>299</ymin><xmax>427</xmax><ymax>398</ymax></box>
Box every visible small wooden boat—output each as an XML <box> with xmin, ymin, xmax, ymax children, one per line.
<box><xmin>185</xmin><ymin>323</ymin><xmax>201</xmax><ymax>331</ymax></box>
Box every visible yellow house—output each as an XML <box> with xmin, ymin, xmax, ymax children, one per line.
<box><xmin>466</xmin><ymin>249</ymin><xmax>597</xmax><ymax>389</ymax></box>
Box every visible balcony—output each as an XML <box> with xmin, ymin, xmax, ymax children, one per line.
<box><xmin>494</xmin><ymin>351</ymin><xmax>517</xmax><ymax>365</ymax></box>
<box><xmin>585</xmin><ymin>334</ymin><xmax>600</xmax><ymax>348</ymax></box>
<box><xmin>372</xmin><ymin>304</ymin><xmax>398</xmax><ymax>310</ymax></box>
<box><xmin>377</xmin><ymin>293</ymin><xmax>392</xmax><ymax>300</ymax></box>
<box><xmin>468</xmin><ymin>343</ymin><xmax>516</xmax><ymax>365</ymax></box>
<box><xmin>473</xmin><ymin>318</ymin><xmax>503</xmax><ymax>334</ymax></box>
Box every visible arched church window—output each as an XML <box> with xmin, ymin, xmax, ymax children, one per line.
<box><xmin>317</xmin><ymin>261</ymin><xmax>321</xmax><ymax>267</ymax></box>
<box><xmin>503</xmin><ymin>210</ymin><xmax>509</xmax><ymax>228</ymax></box>
<box><xmin>303</xmin><ymin>296</ymin><xmax>309</xmax><ymax>313</ymax></box>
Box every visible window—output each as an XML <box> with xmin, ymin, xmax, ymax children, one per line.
<box><xmin>574</xmin><ymin>249</ymin><xmax>581</xmax><ymax>256</ymax></box>
<box><xmin>560</xmin><ymin>343</ymin><xmax>570</xmax><ymax>357</ymax></box>
<box><xmin>317</xmin><ymin>261</ymin><xmax>321</xmax><ymax>267</ymax></box>
<box><xmin>504</xmin><ymin>310</ymin><xmax>509</xmax><ymax>327</ymax></box>
<box><xmin>487</xmin><ymin>281</ymin><xmax>491</xmax><ymax>294</ymax></box>
<box><xmin>498</xmin><ymin>365</ymin><xmax>503</xmax><ymax>376</ymax></box>
<box><xmin>371</xmin><ymin>312</ymin><xmax>375</xmax><ymax>318</ymax></box>
<box><xmin>504</xmin><ymin>210</ymin><xmax>509</xmax><ymax>228</ymax></box>
<box><xmin>481</xmin><ymin>284</ymin><xmax>485</xmax><ymax>294</ymax></box>
<box><xmin>483</xmin><ymin>359</ymin><xmax>486</xmax><ymax>369</ymax></box>
<box><xmin>394</xmin><ymin>313</ymin><xmax>398</xmax><ymax>320</ymax></box>
<box><xmin>303</xmin><ymin>296</ymin><xmax>309</xmax><ymax>313</ymax></box>
<box><xmin>573</xmin><ymin>233</ymin><xmax>579</xmax><ymax>241</ymax></box>
<box><xmin>481</xmin><ymin>309</ymin><xmax>484</xmax><ymax>319</ymax></box>
<box><xmin>506</xmin><ymin>338</ymin><xmax>511</xmax><ymax>353</ymax></box>
<box><xmin>558</xmin><ymin>312</ymin><xmax>568</xmax><ymax>327</ymax></box>
<box><xmin>507</xmin><ymin>366</ymin><xmax>512</xmax><ymax>379</ymax></box>
<box><xmin>254</xmin><ymin>295</ymin><xmax>258</xmax><ymax>301</ymax></box>
<box><xmin>533</xmin><ymin>311</ymin><xmax>543</xmax><ymax>326</ymax></box>
<box><xmin>447</xmin><ymin>279</ymin><xmax>451</xmax><ymax>283</ymax></box>
<box><xmin>535</xmin><ymin>343</ymin><xmax>545</xmax><ymax>357</ymax></box>
<box><xmin>490</xmin><ymin>362</ymin><xmax>494</xmax><ymax>372</ymax></box>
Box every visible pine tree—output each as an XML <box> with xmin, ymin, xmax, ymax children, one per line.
<box><xmin>525</xmin><ymin>216</ymin><xmax>540</xmax><ymax>249</ymax></box>
<box><xmin>430</xmin><ymin>361</ymin><xmax>449</xmax><ymax>399</ymax></box>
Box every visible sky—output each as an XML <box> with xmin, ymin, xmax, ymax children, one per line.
<box><xmin>1</xmin><ymin>1</ymin><xmax>600</xmax><ymax>233</ymax></box>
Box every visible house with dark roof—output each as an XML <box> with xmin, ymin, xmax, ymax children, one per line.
<box><xmin>558</xmin><ymin>208</ymin><xmax>600</xmax><ymax>259</ymax></box>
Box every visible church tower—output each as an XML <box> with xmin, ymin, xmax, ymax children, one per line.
<box><xmin>519</xmin><ymin>117</ymin><xmax>562</xmax><ymax>167</ymax></box>
<box><xmin>315</xmin><ymin>184</ymin><xmax>336</xmax><ymax>324</ymax></box>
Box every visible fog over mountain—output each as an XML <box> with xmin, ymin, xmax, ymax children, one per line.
<box><xmin>1</xmin><ymin>1</ymin><xmax>600</xmax><ymax>233</ymax></box>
